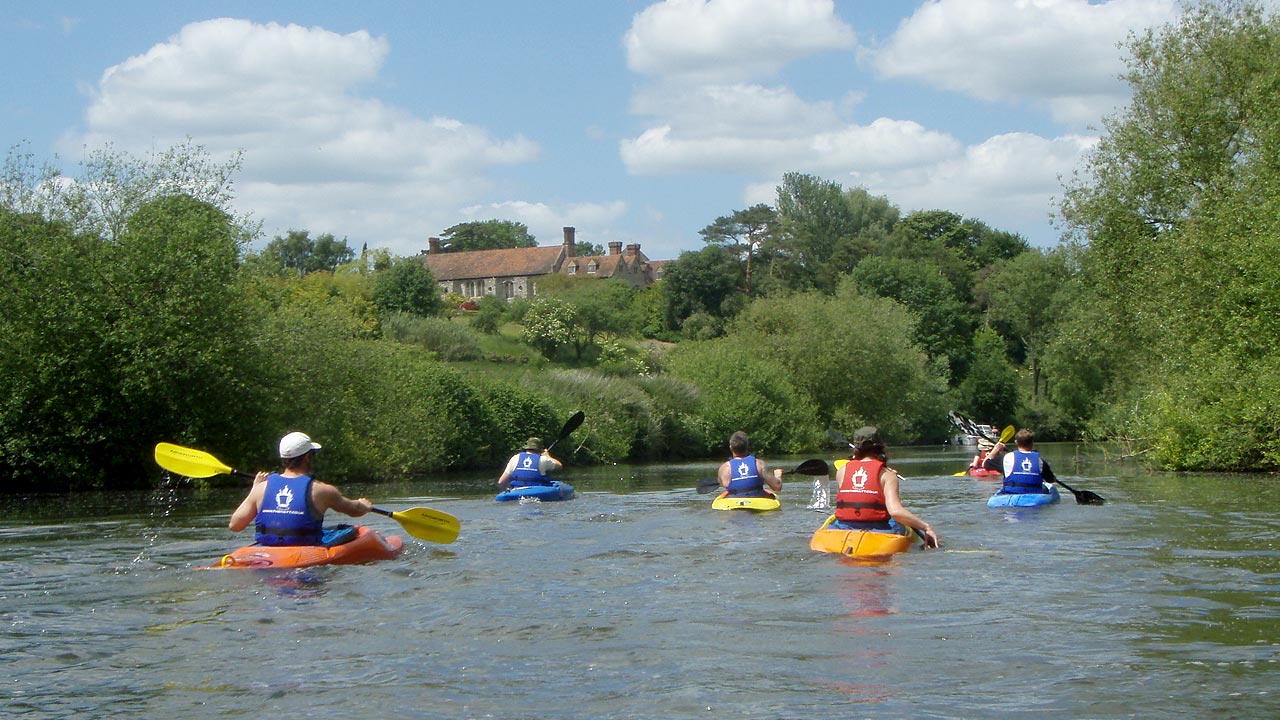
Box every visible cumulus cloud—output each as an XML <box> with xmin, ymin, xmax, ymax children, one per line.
<box><xmin>624</xmin><ymin>0</ymin><xmax>854</xmax><ymax>82</ymax></box>
<box><xmin>62</xmin><ymin>18</ymin><xmax>540</xmax><ymax>255</ymax></box>
<box><xmin>871</xmin><ymin>0</ymin><xmax>1180</xmax><ymax>125</ymax></box>
<box><xmin>618</xmin><ymin>0</ymin><xmax>1183</xmax><ymax>245</ymax></box>
<box><xmin>852</xmin><ymin>132</ymin><xmax>1099</xmax><ymax>238</ymax></box>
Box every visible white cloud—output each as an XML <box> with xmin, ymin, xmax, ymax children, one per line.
<box><xmin>853</xmin><ymin>132</ymin><xmax>1098</xmax><ymax>242</ymax></box>
<box><xmin>871</xmin><ymin>0</ymin><xmax>1180</xmax><ymax>125</ymax></box>
<box><xmin>624</xmin><ymin>0</ymin><xmax>854</xmax><ymax>82</ymax></box>
<box><xmin>62</xmin><ymin>18</ymin><xmax>541</xmax><ymax>255</ymax></box>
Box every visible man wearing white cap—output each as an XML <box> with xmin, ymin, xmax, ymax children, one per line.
<box><xmin>228</xmin><ymin>431</ymin><xmax>373</xmax><ymax>546</ymax></box>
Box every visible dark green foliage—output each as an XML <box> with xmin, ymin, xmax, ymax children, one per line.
<box><xmin>0</xmin><ymin>197</ymin><xmax>265</xmax><ymax>491</ymax></box>
<box><xmin>665</xmin><ymin>339</ymin><xmax>821</xmax><ymax>455</ymax></box>
<box><xmin>440</xmin><ymin>219</ymin><xmax>537</xmax><ymax>252</ymax></box>
<box><xmin>728</xmin><ymin>281</ymin><xmax>949</xmax><ymax>443</ymax></box>
<box><xmin>372</xmin><ymin>258</ymin><xmax>444</xmax><ymax>317</ymax></box>
<box><xmin>956</xmin><ymin>327</ymin><xmax>1020</xmax><ymax>425</ymax></box>
<box><xmin>660</xmin><ymin>245</ymin><xmax>744</xmax><ymax>336</ymax></box>
<box><xmin>469</xmin><ymin>295</ymin><xmax>506</xmax><ymax>334</ymax></box>
<box><xmin>1053</xmin><ymin>1</ymin><xmax>1280</xmax><ymax>468</ymax></box>
<box><xmin>246</xmin><ymin>229</ymin><xmax>355</xmax><ymax>276</ymax></box>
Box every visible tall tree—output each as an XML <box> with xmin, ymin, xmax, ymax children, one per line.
<box><xmin>658</xmin><ymin>245</ymin><xmax>745</xmax><ymax>337</ymax></box>
<box><xmin>699</xmin><ymin>204</ymin><xmax>779</xmax><ymax>297</ymax></box>
<box><xmin>1056</xmin><ymin>1</ymin><xmax>1280</xmax><ymax>468</ymax></box>
<box><xmin>774</xmin><ymin>174</ymin><xmax>898</xmax><ymax>292</ymax></box>
<box><xmin>440</xmin><ymin>219</ymin><xmax>537</xmax><ymax>252</ymax></box>
<box><xmin>249</xmin><ymin>230</ymin><xmax>355</xmax><ymax>276</ymax></box>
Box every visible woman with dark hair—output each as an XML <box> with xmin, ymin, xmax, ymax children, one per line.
<box><xmin>832</xmin><ymin>426</ymin><xmax>939</xmax><ymax>548</ymax></box>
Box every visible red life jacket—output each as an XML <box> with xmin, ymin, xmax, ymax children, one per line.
<box><xmin>834</xmin><ymin>458</ymin><xmax>890</xmax><ymax>523</ymax></box>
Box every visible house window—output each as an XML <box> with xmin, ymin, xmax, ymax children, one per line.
<box><xmin>567</xmin><ymin>265</ymin><xmax>577</xmax><ymax>275</ymax></box>
<box><xmin>588</xmin><ymin>262</ymin><xmax>597</xmax><ymax>274</ymax></box>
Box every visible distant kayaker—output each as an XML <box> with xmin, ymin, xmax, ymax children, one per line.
<box><xmin>497</xmin><ymin>436</ymin><xmax>563</xmax><ymax>489</ymax></box>
<box><xmin>717</xmin><ymin>431</ymin><xmax>783</xmax><ymax>497</ymax></box>
<box><xmin>228</xmin><ymin>431</ymin><xmax>373</xmax><ymax>546</ymax></box>
<box><xmin>982</xmin><ymin>428</ymin><xmax>1056</xmax><ymax>494</ymax></box>
<box><xmin>969</xmin><ymin>438</ymin><xmax>996</xmax><ymax>472</ymax></box>
<box><xmin>832</xmin><ymin>427</ymin><xmax>940</xmax><ymax>548</ymax></box>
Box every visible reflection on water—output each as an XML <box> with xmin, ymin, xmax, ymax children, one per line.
<box><xmin>1</xmin><ymin>444</ymin><xmax>1278</xmax><ymax>719</ymax></box>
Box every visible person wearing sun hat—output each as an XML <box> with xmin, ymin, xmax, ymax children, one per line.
<box><xmin>832</xmin><ymin>426</ymin><xmax>939</xmax><ymax>548</ymax></box>
<box><xmin>227</xmin><ymin>431</ymin><xmax>373</xmax><ymax>546</ymax></box>
<box><xmin>497</xmin><ymin>435</ymin><xmax>563</xmax><ymax>490</ymax></box>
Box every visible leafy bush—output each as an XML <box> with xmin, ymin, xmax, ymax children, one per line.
<box><xmin>381</xmin><ymin>312</ymin><xmax>483</xmax><ymax>361</ymax></box>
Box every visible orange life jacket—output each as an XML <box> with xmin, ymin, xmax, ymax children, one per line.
<box><xmin>834</xmin><ymin>458</ymin><xmax>890</xmax><ymax>523</ymax></box>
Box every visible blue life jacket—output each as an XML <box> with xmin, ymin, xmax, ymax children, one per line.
<box><xmin>1002</xmin><ymin>450</ymin><xmax>1048</xmax><ymax>494</ymax></box>
<box><xmin>255</xmin><ymin>473</ymin><xmax>324</xmax><ymax>545</ymax></box>
<box><xmin>508</xmin><ymin>451</ymin><xmax>551</xmax><ymax>487</ymax></box>
<box><xmin>726</xmin><ymin>455</ymin><xmax>765</xmax><ymax>496</ymax></box>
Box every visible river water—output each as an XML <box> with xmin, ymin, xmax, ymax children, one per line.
<box><xmin>2</xmin><ymin>443</ymin><xmax>1277</xmax><ymax>719</ymax></box>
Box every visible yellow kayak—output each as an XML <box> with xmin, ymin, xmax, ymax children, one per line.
<box><xmin>711</xmin><ymin>491</ymin><xmax>780</xmax><ymax>512</ymax></box>
<box><xmin>809</xmin><ymin>514</ymin><xmax>912</xmax><ymax>559</ymax></box>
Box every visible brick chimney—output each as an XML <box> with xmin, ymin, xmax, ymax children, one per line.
<box><xmin>624</xmin><ymin>243</ymin><xmax>640</xmax><ymax>259</ymax></box>
<box><xmin>563</xmin><ymin>226</ymin><xmax>576</xmax><ymax>258</ymax></box>
<box><xmin>428</xmin><ymin>237</ymin><xmax>442</xmax><ymax>253</ymax></box>
<box><xmin>608</xmin><ymin>241</ymin><xmax>623</xmax><ymax>255</ymax></box>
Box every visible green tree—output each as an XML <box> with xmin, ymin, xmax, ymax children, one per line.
<box><xmin>440</xmin><ymin>219</ymin><xmax>537</xmax><ymax>252</ymax></box>
<box><xmin>979</xmin><ymin>248</ymin><xmax>1070</xmax><ymax>398</ymax></box>
<box><xmin>774</xmin><ymin>174</ymin><xmax>898</xmax><ymax>292</ymax></box>
<box><xmin>0</xmin><ymin>196</ymin><xmax>262</xmax><ymax>490</ymax></box>
<box><xmin>699</xmin><ymin>203</ymin><xmax>779</xmax><ymax>297</ymax></box>
<box><xmin>850</xmin><ymin>255</ymin><xmax>975</xmax><ymax>384</ymax></box>
<box><xmin>729</xmin><ymin>279</ymin><xmax>949</xmax><ymax>441</ymax></box>
<box><xmin>248</xmin><ymin>229</ymin><xmax>355</xmax><ymax>276</ymax></box>
<box><xmin>659</xmin><ymin>245</ymin><xmax>745</xmax><ymax>337</ymax></box>
<box><xmin>372</xmin><ymin>258</ymin><xmax>444</xmax><ymax>318</ymax></box>
<box><xmin>956</xmin><ymin>327</ymin><xmax>1020</xmax><ymax>424</ymax></box>
<box><xmin>1056</xmin><ymin>1</ymin><xmax>1280</xmax><ymax>467</ymax></box>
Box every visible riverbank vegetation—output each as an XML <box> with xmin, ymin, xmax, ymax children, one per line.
<box><xmin>3</xmin><ymin>3</ymin><xmax>1278</xmax><ymax>491</ymax></box>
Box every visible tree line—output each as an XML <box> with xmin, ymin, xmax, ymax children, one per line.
<box><xmin>3</xmin><ymin>2</ymin><xmax>1278</xmax><ymax>491</ymax></box>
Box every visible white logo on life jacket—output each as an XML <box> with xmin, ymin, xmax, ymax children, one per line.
<box><xmin>1020</xmin><ymin>457</ymin><xmax>1034</xmax><ymax>473</ymax></box>
<box><xmin>851</xmin><ymin>467</ymin><xmax>868</xmax><ymax>489</ymax></box>
<box><xmin>521</xmin><ymin>455</ymin><xmax>535</xmax><ymax>469</ymax></box>
<box><xmin>274</xmin><ymin>485</ymin><xmax>294</xmax><ymax>509</ymax></box>
<box><xmin>737</xmin><ymin>462</ymin><xmax>751</xmax><ymax>478</ymax></box>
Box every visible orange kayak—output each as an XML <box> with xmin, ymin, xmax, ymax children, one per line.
<box><xmin>207</xmin><ymin>526</ymin><xmax>404</xmax><ymax>569</ymax></box>
<box><xmin>809</xmin><ymin>515</ymin><xmax>912</xmax><ymax>559</ymax></box>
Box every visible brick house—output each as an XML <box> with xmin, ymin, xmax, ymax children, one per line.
<box><xmin>422</xmin><ymin>227</ymin><xmax>661</xmax><ymax>301</ymax></box>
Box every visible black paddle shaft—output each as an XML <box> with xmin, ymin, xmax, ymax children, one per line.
<box><xmin>546</xmin><ymin>411</ymin><xmax>585</xmax><ymax>452</ymax></box>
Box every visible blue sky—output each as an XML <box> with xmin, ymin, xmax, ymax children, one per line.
<box><xmin>2</xmin><ymin>0</ymin><xmax>1190</xmax><ymax>261</ymax></box>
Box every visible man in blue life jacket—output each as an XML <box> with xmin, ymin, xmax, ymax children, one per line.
<box><xmin>228</xmin><ymin>431</ymin><xmax>373</xmax><ymax>546</ymax></box>
<box><xmin>982</xmin><ymin>428</ymin><xmax>1058</xmax><ymax>494</ymax></box>
<box><xmin>717</xmin><ymin>430</ymin><xmax>783</xmax><ymax>497</ymax></box>
<box><xmin>497</xmin><ymin>436</ymin><xmax>563</xmax><ymax>489</ymax></box>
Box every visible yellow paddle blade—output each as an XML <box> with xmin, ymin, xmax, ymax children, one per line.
<box><xmin>154</xmin><ymin>442</ymin><xmax>234</xmax><ymax>478</ymax></box>
<box><xmin>386</xmin><ymin>507</ymin><xmax>460</xmax><ymax>544</ymax></box>
<box><xmin>999</xmin><ymin>425</ymin><xmax>1016</xmax><ymax>443</ymax></box>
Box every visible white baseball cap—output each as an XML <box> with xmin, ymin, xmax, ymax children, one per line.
<box><xmin>279</xmin><ymin>431</ymin><xmax>322</xmax><ymax>459</ymax></box>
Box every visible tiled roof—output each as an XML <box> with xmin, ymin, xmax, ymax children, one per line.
<box><xmin>423</xmin><ymin>246</ymin><xmax>564</xmax><ymax>281</ymax></box>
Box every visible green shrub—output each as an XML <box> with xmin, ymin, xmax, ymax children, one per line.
<box><xmin>381</xmin><ymin>312</ymin><xmax>483</xmax><ymax>361</ymax></box>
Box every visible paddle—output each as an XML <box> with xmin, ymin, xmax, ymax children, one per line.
<box><xmin>153</xmin><ymin>442</ymin><xmax>461</xmax><ymax>543</ymax></box>
<box><xmin>695</xmin><ymin>458</ymin><xmax>830</xmax><ymax>494</ymax></box>
<box><xmin>1053</xmin><ymin>477</ymin><xmax>1107</xmax><ymax>505</ymax></box>
<box><xmin>545</xmin><ymin>410</ymin><xmax>585</xmax><ymax>452</ymax></box>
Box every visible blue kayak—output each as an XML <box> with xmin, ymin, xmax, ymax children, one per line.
<box><xmin>987</xmin><ymin>485</ymin><xmax>1061</xmax><ymax>508</ymax></box>
<box><xmin>495</xmin><ymin>480</ymin><xmax>575</xmax><ymax>502</ymax></box>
